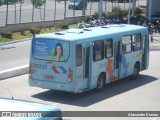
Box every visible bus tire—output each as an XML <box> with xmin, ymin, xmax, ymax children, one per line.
<box><xmin>130</xmin><ymin>63</ymin><xmax>140</xmax><ymax>80</ymax></box>
<box><xmin>94</xmin><ymin>74</ymin><xmax>105</xmax><ymax>92</ymax></box>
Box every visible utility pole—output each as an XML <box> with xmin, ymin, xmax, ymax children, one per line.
<box><xmin>99</xmin><ymin>0</ymin><xmax>102</xmax><ymax>19</ymax></box>
<box><xmin>132</xmin><ymin>0</ymin><xmax>136</xmax><ymax>16</ymax></box>
<box><xmin>6</xmin><ymin>0</ymin><xmax>9</xmax><ymax>26</ymax></box>
<box><xmin>128</xmin><ymin>0</ymin><xmax>131</xmax><ymax>24</ymax></box>
<box><xmin>43</xmin><ymin>0</ymin><xmax>46</xmax><ymax>21</ymax></box>
<box><xmin>19</xmin><ymin>0</ymin><xmax>22</xmax><ymax>23</ymax></box>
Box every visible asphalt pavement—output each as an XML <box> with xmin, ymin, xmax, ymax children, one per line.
<box><xmin>149</xmin><ymin>33</ymin><xmax>160</xmax><ymax>50</ymax></box>
<box><xmin>0</xmin><ymin>33</ymin><xmax>160</xmax><ymax>80</ymax></box>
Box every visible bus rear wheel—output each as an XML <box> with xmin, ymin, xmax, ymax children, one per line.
<box><xmin>130</xmin><ymin>63</ymin><xmax>140</xmax><ymax>80</ymax></box>
<box><xmin>95</xmin><ymin>74</ymin><xmax>105</xmax><ymax>92</ymax></box>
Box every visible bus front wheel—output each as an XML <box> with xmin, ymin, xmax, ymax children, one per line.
<box><xmin>95</xmin><ymin>74</ymin><xmax>105</xmax><ymax>92</ymax></box>
<box><xmin>130</xmin><ymin>63</ymin><xmax>140</xmax><ymax>80</ymax></box>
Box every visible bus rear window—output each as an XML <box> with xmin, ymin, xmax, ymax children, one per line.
<box><xmin>32</xmin><ymin>38</ymin><xmax>69</xmax><ymax>62</ymax></box>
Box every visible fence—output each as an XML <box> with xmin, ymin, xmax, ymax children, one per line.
<box><xmin>0</xmin><ymin>0</ymin><xmax>145</xmax><ymax>27</ymax></box>
<box><xmin>0</xmin><ymin>16</ymin><xmax>86</xmax><ymax>34</ymax></box>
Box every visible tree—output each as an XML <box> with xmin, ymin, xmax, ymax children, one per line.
<box><xmin>7</xmin><ymin>0</ymin><xmax>20</xmax><ymax>23</ymax></box>
<box><xmin>0</xmin><ymin>0</ymin><xmax>4</xmax><ymax>6</ymax></box>
<box><xmin>30</xmin><ymin>0</ymin><xmax>45</xmax><ymax>21</ymax></box>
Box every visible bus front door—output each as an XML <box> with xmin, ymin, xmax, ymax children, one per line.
<box><xmin>113</xmin><ymin>41</ymin><xmax>120</xmax><ymax>80</ymax></box>
<box><xmin>142</xmin><ymin>35</ymin><xmax>149</xmax><ymax>70</ymax></box>
<box><xmin>75</xmin><ymin>45</ymin><xmax>90</xmax><ymax>92</ymax></box>
<box><xmin>82</xmin><ymin>46</ymin><xmax>91</xmax><ymax>90</ymax></box>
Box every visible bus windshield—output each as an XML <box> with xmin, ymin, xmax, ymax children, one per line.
<box><xmin>32</xmin><ymin>38</ymin><xmax>70</xmax><ymax>62</ymax></box>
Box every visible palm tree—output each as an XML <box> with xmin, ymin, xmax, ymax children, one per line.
<box><xmin>30</xmin><ymin>0</ymin><xmax>45</xmax><ymax>21</ymax></box>
<box><xmin>64</xmin><ymin>0</ymin><xmax>66</xmax><ymax>19</ymax></box>
<box><xmin>0</xmin><ymin>0</ymin><xmax>4</xmax><ymax>6</ymax></box>
<box><xmin>8</xmin><ymin>0</ymin><xmax>20</xmax><ymax>23</ymax></box>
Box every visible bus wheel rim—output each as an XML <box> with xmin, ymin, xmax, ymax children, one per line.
<box><xmin>133</xmin><ymin>67</ymin><xmax>139</xmax><ymax>77</ymax></box>
<box><xmin>98</xmin><ymin>77</ymin><xmax>103</xmax><ymax>89</ymax></box>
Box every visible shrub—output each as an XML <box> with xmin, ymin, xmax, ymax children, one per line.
<box><xmin>61</xmin><ymin>22</ymin><xmax>69</xmax><ymax>29</ymax></box>
<box><xmin>2</xmin><ymin>32</ymin><xmax>12</xmax><ymax>39</ymax></box>
<box><xmin>92</xmin><ymin>11</ymin><xmax>99</xmax><ymax>19</ymax></box>
<box><xmin>49</xmin><ymin>24</ymin><xmax>53</xmax><ymax>30</ymax></box>
<box><xmin>92</xmin><ymin>11</ymin><xmax>107</xmax><ymax>19</ymax></box>
<box><xmin>30</xmin><ymin>27</ymin><xmax>40</xmax><ymax>35</ymax></box>
<box><xmin>54</xmin><ymin>22</ymin><xmax>62</xmax><ymax>30</ymax></box>
<box><xmin>107</xmin><ymin>7</ymin><xmax>128</xmax><ymax>19</ymax></box>
<box><xmin>84</xmin><ymin>15</ymin><xmax>91</xmax><ymax>23</ymax></box>
<box><xmin>106</xmin><ymin>7</ymin><xmax>128</xmax><ymax>19</ymax></box>
<box><xmin>20</xmin><ymin>27</ymin><xmax>25</xmax><ymax>35</ymax></box>
<box><xmin>134</xmin><ymin>6</ymin><xmax>142</xmax><ymax>16</ymax></box>
<box><xmin>38</xmin><ymin>25</ymin><xmax>43</xmax><ymax>31</ymax></box>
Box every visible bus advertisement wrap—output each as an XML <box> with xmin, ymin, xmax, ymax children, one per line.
<box><xmin>32</xmin><ymin>39</ymin><xmax>69</xmax><ymax>62</ymax></box>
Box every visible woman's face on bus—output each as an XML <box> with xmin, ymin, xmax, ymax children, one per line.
<box><xmin>56</xmin><ymin>46</ymin><xmax>62</xmax><ymax>56</ymax></box>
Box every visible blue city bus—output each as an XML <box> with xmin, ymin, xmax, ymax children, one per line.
<box><xmin>29</xmin><ymin>24</ymin><xmax>149</xmax><ymax>93</ymax></box>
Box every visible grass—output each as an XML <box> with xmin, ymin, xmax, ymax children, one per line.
<box><xmin>0</xmin><ymin>35</ymin><xmax>12</xmax><ymax>43</ymax></box>
<box><xmin>0</xmin><ymin>24</ymin><xmax>78</xmax><ymax>43</ymax></box>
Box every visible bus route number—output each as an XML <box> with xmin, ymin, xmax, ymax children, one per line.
<box><xmin>31</xmin><ymin>64</ymin><xmax>47</xmax><ymax>70</ymax></box>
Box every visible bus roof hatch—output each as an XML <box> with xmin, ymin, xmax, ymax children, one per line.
<box><xmin>66</xmin><ymin>28</ymin><xmax>83</xmax><ymax>34</ymax></box>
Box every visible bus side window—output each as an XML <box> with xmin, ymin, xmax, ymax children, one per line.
<box><xmin>105</xmin><ymin>39</ymin><xmax>113</xmax><ymax>58</ymax></box>
<box><xmin>132</xmin><ymin>34</ymin><xmax>141</xmax><ymax>51</ymax></box>
<box><xmin>93</xmin><ymin>41</ymin><xmax>104</xmax><ymax>61</ymax></box>
<box><xmin>122</xmin><ymin>44</ymin><xmax>126</xmax><ymax>53</ymax></box>
<box><xmin>122</xmin><ymin>36</ymin><xmax>132</xmax><ymax>54</ymax></box>
<box><xmin>76</xmin><ymin>44</ymin><xmax>82</xmax><ymax>66</ymax></box>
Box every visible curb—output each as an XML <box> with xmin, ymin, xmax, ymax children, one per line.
<box><xmin>150</xmin><ymin>44</ymin><xmax>160</xmax><ymax>51</ymax></box>
<box><xmin>0</xmin><ymin>38</ymin><xmax>31</xmax><ymax>46</ymax></box>
<box><xmin>0</xmin><ymin>39</ymin><xmax>30</xmax><ymax>80</ymax></box>
<box><xmin>0</xmin><ymin>65</ymin><xmax>29</xmax><ymax>80</ymax></box>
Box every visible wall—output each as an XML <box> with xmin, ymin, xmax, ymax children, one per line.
<box><xmin>0</xmin><ymin>16</ymin><xmax>85</xmax><ymax>34</ymax></box>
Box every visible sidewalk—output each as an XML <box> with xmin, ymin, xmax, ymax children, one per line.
<box><xmin>149</xmin><ymin>33</ymin><xmax>160</xmax><ymax>51</ymax></box>
<box><xmin>0</xmin><ymin>34</ymin><xmax>160</xmax><ymax>80</ymax></box>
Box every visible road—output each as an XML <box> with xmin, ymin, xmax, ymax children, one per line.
<box><xmin>0</xmin><ymin>40</ymin><xmax>30</xmax><ymax>71</ymax></box>
<box><xmin>0</xmin><ymin>0</ymin><xmax>146</xmax><ymax>26</ymax></box>
<box><xmin>0</xmin><ymin>51</ymin><xmax>160</xmax><ymax>120</ymax></box>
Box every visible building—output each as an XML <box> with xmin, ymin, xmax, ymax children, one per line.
<box><xmin>146</xmin><ymin>0</ymin><xmax>160</xmax><ymax>21</ymax></box>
